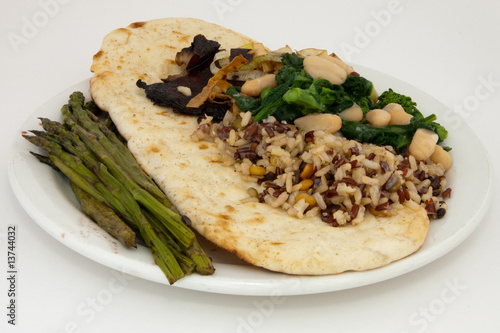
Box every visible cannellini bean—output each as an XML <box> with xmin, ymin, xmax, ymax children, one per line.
<box><xmin>303</xmin><ymin>55</ymin><xmax>347</xmax><ymax>85</ymax></box>
<box><xmin>365</xmin><ymin>109</ymin><xmax>391</xmax><ymax>127</ymax></box>
<box><xmin>294</xmin><ymin>113</ymin><xmax>342</xmax><ymax>134</ymax></box>
<box><xmin>320</xmin><ymin>54</ymin><xmax>354</xmax><ymax>75</ymax></box>
<box><xmin>409</xmin><ymin>128</ymin><xmax>439</xmax><ymax>161</ymax></box>
<box><xmin>384</xmin><ymin>103</ymin><xmax>413</xmax><ymax>125</ymax></box>
<box><xmin>240</xmin><ymin>74</ymin><xmax>277</xmax><ymax>97</ymax></box>
<box><xmin>430</xmin><ymin>145</ymin><xmax>452</xmax><ymax>171</ymax></box>
<box><xmin>339</xmin><ymin>104</ymin><xmax>363</xmax><ymax>121</ymax></box>
<box><xmin>389</xmin><ymin>108</ymin><xmax>413</xmax><ymax>125</ymax></box>
<box><xmin>383</xmin><ymin>103</ymin><xmax>404</xmax><ymax>112</ymax></box>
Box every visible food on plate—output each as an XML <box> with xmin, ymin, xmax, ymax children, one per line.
<box><xmin>192</xmin><ymin>111</ymin><xmax>451</xmax><ymax>225</ymax></box>
<box><xmin>87</xmin><ymin>17</ymin><xmax>452</xmax><ymax>275</ymax></box>
<box><xmin>23</xmin><ymin>92</ymin><xmax>214</xmax><ymax>284</ymax></box>
<box><xmin>71</xmin><ymin>182</ymin><xmax>137</xmax><ymax>249</ymax></box>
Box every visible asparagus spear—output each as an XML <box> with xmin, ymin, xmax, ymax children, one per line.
<box><xmin>142</xmin><ymin>209</ymin><xmax>196</xmax><ymax>274</ymax></box>
<box><xmin>29</xmin><ymin>150</ymin><xmax>57</xmax><ymax>170</ymax></box>
<box><xmin>24</xmin><ymin>91</ymin><xmax>215</xmax><ymax>282</ymax></box>
<box><xmin>24</xmin><ymin>134</ymin><xmax>106</xmax><ymax>202</ymax></box>
<box><xmin>24</xmin><ymin>132</ymin><xmax>186</xmax><ymax>283</ymax></box>
<box><xmin>70</xmin><ymin>182</ymin><xmax>137</xmax><ymax>248</ymax></box>
<box><xmin>32</xmin><ymin>147</ymin><xmax>138</xmax><ymax>248</ymax></box>
<box><xmin>59</xmin><ymin>108</ymin><xmax>196</xmax><ymax>249</ymax></box>
<box><xmin>67</xmin><ymin>92</ymin><xmax>173</xmax><ymax>208</ymax></box>
<box><xmin>64</xmin><ymin>94</ymin><xmax>213</xmax><ymax>264</ymax></box>
<box><xmin>83</xmin><ymin>162</ymin><xmax>187</xmax><ymax>284</ymax></box>
<box><xmin>143</xmin><ymin>207</ymin><xmax>214</xmax><ymax>275</ymax></box>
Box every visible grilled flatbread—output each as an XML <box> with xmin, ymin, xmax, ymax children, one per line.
<box><xmin>90</xmin><ymin>17</ymin><xmax>429</xmax><ymax>275</ymax></box>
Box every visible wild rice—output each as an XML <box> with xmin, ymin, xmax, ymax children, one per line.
<box><xmin>192</xmin><ymin>110</ymin><xmax>452</xmax><ymax>226</ymax></box>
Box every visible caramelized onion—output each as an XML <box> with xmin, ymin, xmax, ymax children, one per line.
<box><xmin>187</xmin><ymin>55</ymin><xmax>249</xmax><ymax>108</ymax></box>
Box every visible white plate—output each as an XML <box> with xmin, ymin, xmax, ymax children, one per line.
<box><xmin>8</xmin><ymin>66</ymin><xmax>492</xmax><ymax>296</ymax></box>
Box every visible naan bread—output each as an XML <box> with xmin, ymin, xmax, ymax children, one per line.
<box><xmin>90</xmin><ymin>17</ymin><xmax>429</xmax><ymax>275</ymax></box>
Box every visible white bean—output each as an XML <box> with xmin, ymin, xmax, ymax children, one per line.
<box><xmin>383</xmin><ymin>103</ymin><xmax>404</xmax><ymax>112</ymax></box>
<box><xmin>409</xmin><ymin>128</ymin><xmax>439</xmax><ymax>161</ymax></box>
<box><xmin>365</xmin><ymin>109</ymin><xmax>391</xmax><ymax>127</ymax></box>
<box><xmin>384</xmin><ymin>103</ymin><xmax>413</xmax><ymax>125</ymax></box>
<box><xmin>339</xmin><ymin>104</ymin><xmax>363</xmax><ymax>121</ymax></box>
<box><xmin>430</xmin><ymin>145</ymin><xmax>452</xmax><ymax>171</ymax></box>
<box><xmin>320</xmin><ymin>54</ymin><xmax>354</xmax><ymax>74</ymax></box>
<box><xmin>303</xmin><ymin>55</ymin><xmax>347</xmax><ymax>85</ymax></box>
<box><xmin>294</xmin><ymin>113</ymin><xmax>342</xmax><ymax>134</ymax></box>
<box><xmin>240</xmin><ymin>74</ymin><xmax>277</xmax><ymax>97</ymax></box>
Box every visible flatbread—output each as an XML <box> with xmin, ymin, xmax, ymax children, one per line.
<box><xmin>90</xmin><ymin>17</ymin><xmax>429</xmax><ymax>275</ymax></box>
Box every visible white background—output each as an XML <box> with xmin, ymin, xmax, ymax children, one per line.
<box><xmin>1</xmin><ymin>0</ymin><xmax>499</xmax><ymax>332</ymax></box>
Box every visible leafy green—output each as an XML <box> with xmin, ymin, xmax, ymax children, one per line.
<box><xmin>226</xmin><ymin>52</ymin><xmax>449</xmax><ymax>151</ymax></box>
<box><xmin>430</xmin><ymin>122</ymin><xmax>448</xmax><ymax>142</ymax></box>
<box><xmin>251</xmin><ymin>53</ymin><xmax>312</xmax><ymax>122</ymax></box>
<box><xmin>282</xmin><ymin>78</ymin><xmax>355</xmax><ymax>114</ymax></box>
<box><xmin>278</xmin><ymin>53</ymin><xmax>305</xmax><ymax>76</ymax></box>
<box><xmin>342</xmin><ymin>75</ymin><xmax>375</xmax><ymax>113</ymax></box>
<box><xmin>283</xmin><ymin>87</ymin><xmax>325</xmax><ymax>112</ymax></box>
<box><xmin>228</xmin><ymin>53</ymin><xmax>366</xmax><ymax>121</ymax></box>
<box><xmin>374</xmin><ymin>88</ymin><xmax>422</xmax><ymax>117</ymax></box>
<box><xmin>372</xmin><ymin>88</ymin><xmax>448</xmax><ymax>142</ymax></box>
<box><xmin>342</xmin><ymin>114</ymin><xmax>440</xmax><ymax>153</ymax></box>
<box><xmin>226</xmin><ymin>86</ymin><xmax>260</xmax><ymax>111</ymax></box>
